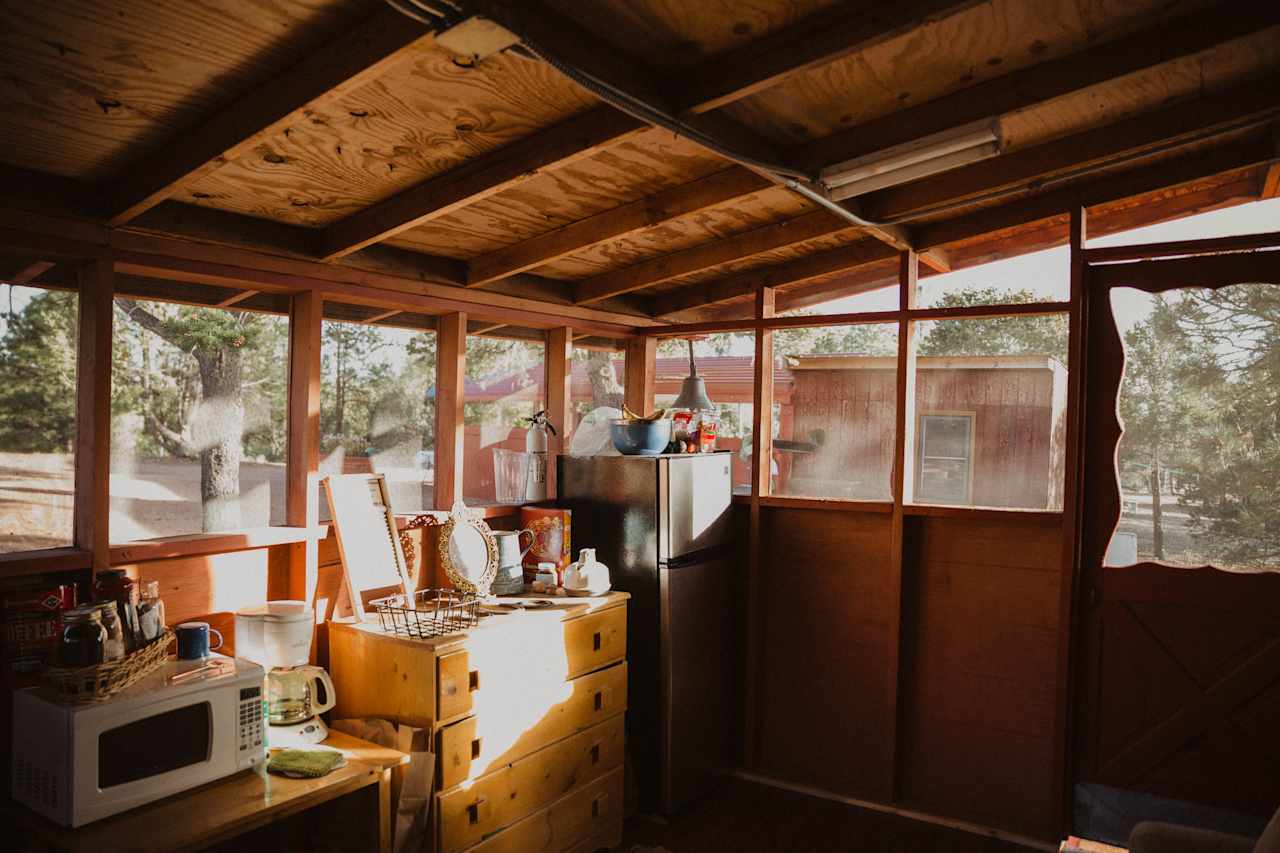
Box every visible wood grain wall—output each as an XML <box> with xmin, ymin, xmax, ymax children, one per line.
<box><xmin>746</xmin><ymin>505</ymin><xmax>1065</xmax><ymax>840</ymax></box>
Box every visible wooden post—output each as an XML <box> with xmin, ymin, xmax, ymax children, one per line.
<box><xmin>623</xmin><ymin>336</ymin><xmax>656</xmax><ymax>416</ymax></box>
<box><xmin>74</xmin><ymin>258</ymin><xmax>114</xmax><ymax>572</ymax></box>
<box><xmin>435</xmin><ymin>312</ymin><xmax>467</xmax><ymax>509</ymax></box>
<box><xmin>1053</xmin><ymin>205</ymin><xmax>1090</xmax><ymax>833</ymax></box>
<box><xmin>886</xmin><ymin>249</ymin><xmax>918</xmax><ymax>800</ymax></box>
<box><xmin>286</xmin><ymin>291</ymin><xmax>322</xmax><ymax>602</ymax></box>
<box><xmin>545</xmin><ymin>327</ymin><xmax>573</xmax><ymax>499</ymax></box>
<box><xmin>743</xmin><ymin>286</ymin><xmax>775</xmax><ymax>769</ymax></box>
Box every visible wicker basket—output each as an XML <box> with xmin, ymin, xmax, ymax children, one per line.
<box><xmin>44</xmin><ymin>627</ymin><xmax>176</xmax><ymax>704</ymax></box>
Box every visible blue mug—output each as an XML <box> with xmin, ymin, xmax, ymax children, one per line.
<box><xmin>176</xmin><ymin>621</ymin><xmax>223</xmax><ymax>660</ymax></box>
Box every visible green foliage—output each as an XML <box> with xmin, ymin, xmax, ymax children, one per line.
<box><xmin>917</xmin><ymin>287</ymin><xmax>1068</xmax><ymax>361</ymax></box>
<box><xmin>0</xmin><ymin>288</ymin><xmax>78</xmax><ymax>452</ymax></box>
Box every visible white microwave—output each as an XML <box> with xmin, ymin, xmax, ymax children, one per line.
<box><xmin>11</xmin><ymin>654</ymin><xmax>266</xmax><ymax>827</ymax></box>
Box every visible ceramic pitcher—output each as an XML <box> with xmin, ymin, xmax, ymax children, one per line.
<box><xmin>492</xmin><ymin>528</ymin><xmax>534</xmax><ymax>595</ymax></box>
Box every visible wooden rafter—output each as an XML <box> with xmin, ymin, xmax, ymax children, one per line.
<box><xmin>860</xmin><ymin>75</ymin><xmax>1280</xmax><ymax>222</ymax></box>
<box><xmin>574</xmin><ymin>210</ymin><xmax>854</xmax><ymax>304</ymax></box>
<box><xmin>652</xmin><ymin>239</ymin><xmax>897</xmax><ymax>317</ymax></box>
<box><xmin>465</xmin><ymin>167</ymin><xmax>772</xmax><ymax>286</ymax></box>
<box><xmin>672</xmin><ymin>0</ymin><xmax>984</xmax><ymax>115</ymax></box>
<box><xmin>215</xmin><ymin>289</ymin><xmax>260</xmax><ymax>308</ymax></box>
<box><xmin>1262</xmin><ymin>163</ymin><xmax>1280</xmax><ymax>199</ymax></box>
<box><xmin>320</xmin><ymin>106</ymin><xmax>647</xmax><ymax>259</ymax></box>
<box><xmin>105</xmin><ymin>7</ymin><xmax>432</xmax><ymax>226</ymax></box>
<box><xmin>797</xmin><ymin>1</ymin><xmax>1280</xmax><ymax>169</ymax></box>
<box><xmin>2</xmin><ymin>260</ymin><xmax>55</xmax><ymax>285</ymax></box>
<box><xmin>913</xmin><ymin>135</ymin><xmax>1278</xmax><ymax>249</ymax></box>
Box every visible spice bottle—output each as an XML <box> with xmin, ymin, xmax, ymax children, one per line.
<box><xmin>95</xmin><ymin>601</ymin><xmax>126</xmax><ymax>661</ymax></box>
<box><xmin>93</xmin><ymin>569</ymin><xmax>142</xmax><ymax>653</ymax></box>
<box><xmin>138</xmin><ymin>580</ymin><xmax>166</xmax><ymax>643</ymax></box>
<box><xmin>59</xmin><ymin>605</ymin><xmax>106</xmax><ymax>668</ymax></box>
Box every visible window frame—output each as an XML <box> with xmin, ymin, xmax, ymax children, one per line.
<box><xmin>915</xmin><ymin>410</ymin><xmax>976</xmax><ymax>506</ymax></box>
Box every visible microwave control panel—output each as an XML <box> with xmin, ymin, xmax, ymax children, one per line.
<box><xmin>237</xmin><ymin>685</ymin><xmax>264</xmax><ymax>765</ymax></box>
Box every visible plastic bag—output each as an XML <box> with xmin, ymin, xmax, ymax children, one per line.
<box><xmin>569</xmin><ymin>406</ymin><xmax>622</xmax><ymax>456</ymax></box>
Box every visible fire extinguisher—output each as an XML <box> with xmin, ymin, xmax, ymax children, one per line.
<box><xmin>522</xmin><ymin>411</ymin><xmax>556</xmax><ymax>503</ymax></box>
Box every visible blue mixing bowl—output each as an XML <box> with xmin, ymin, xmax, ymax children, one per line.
<box><xmin>610</xmin><ymin>419</ymin><xmax>672</xmax><ymax>455</ymax></box>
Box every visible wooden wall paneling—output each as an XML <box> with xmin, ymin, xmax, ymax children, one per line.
<box><xmin>754</xmin><ymin>507</ymin><xmax>896</xmax><ymax>799</ymax></box>
<box><xmin>75</xmin><ymin>258</ymin><xmax>113</xmax><ymax>571</ymax></box>
<box><xmin>897</xmin><ymin>514</ymin><xmax>1065</xmax><ymax>839</ymax></box>
<box><xmin>435</xmin><ymin>313</ymin><xmax>467</xmax><ymax>509</ymax></box>
<box><xmin>546</xmin><ymin>327</ymin><xmax>572</xmax><ymax>499</ymax></box>
<box><xmin>1051</xmin><ymin>207</ymin><xmax>1088</xmax><ymax>833</ymax></box>
<box><xmin>106</xmin><ymin>7</ymin><xmax>432</xmax><ymax>224</ymax></box>
<box><xmin>623</xmin><ymin>336</ymin><xmax>656</xmax><ymax>417</ymax></box>
<box><xmin>286</xmin><ymin>291</ymin><xmax>322</xmax><ymax>602</ymax></box>
<box><xmin>887</xmin><ymin>251</ymin><xmax>917</xmax><ymax>798</ymax></box>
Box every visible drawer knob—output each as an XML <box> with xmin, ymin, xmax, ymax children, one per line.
<box><xmin>468</xmin><ymin>670</ymin><xmax>480</xmax><ymax>692</ymax></box>
<box><xmin>593</xmin><ymin>690</ymin><xmax>603</xmax><ymax>712</ymax></box>
<box><xmin>467</xmin><ymin>801</ymin><xmax>482</xmax><ymax>824</ymax></box>
<box><xmin>470</xmin><ymin>738</ymin><xmax>482</xmax><ymax>760</ymax></box>
<box><xmin>593</xmin><ymin>631</ymin><xmax>602</xmax><ymax>651</ymax></box>
<box><xmin>591</xmin><ymin>797</ymin><xmax>601</xmax><ymax>818</ymax></box>
<box><xmin>590</xmin><ymin>743</ymin><xmax>600</xmax><ymax>764</ymax></box>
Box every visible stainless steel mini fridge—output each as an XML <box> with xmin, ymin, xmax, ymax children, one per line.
<box><xmin>558</xmin><ymin>452</ymin><xmax>734</xmax><ymax>815</ymax></box>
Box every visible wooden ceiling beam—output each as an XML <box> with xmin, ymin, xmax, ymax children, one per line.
<box><xmin>215</xmin><ymin>289</ymin><xmax>260</xmax><ymax>308</ymax></box>
<box><xmin>913</xmin><ymin>135</ymin><xmax>1278</xmax><ymax>250</ymax></box>
<box><xmin>673</xmin><ymin>0</ymin><xmax>984</xmax><ymax>115</ymax></box>
<box><xmin>2</xmin><ymin>260</ymin><xmax>56</xmax><ymax>285</ymax></box>
<box><xmin>652</xmin><ymin>239</ymin><xmax>898</xmax><ymax>317</ymax></box>
<box><xmin>466</xmin><ymin>167</ymin><xmax>772</xmax><ymax>286</ymax></box>
<box><xmin>860</xmin><ymin>74</ymin><xmax>1280</xmax><ymax>221</ymax></box>
<box><xmin>573</xmin><ymin>210</ymin><xmax>855</xmax><ymax>304</ymax></box>
<box><xmin>319</xmin><ymin>106</ymin><xmax>647</xmax><ymax>259</ymax></box>
<box><xmin>104</xmin><ymin>7</ymin><xmax>432</xmax><ymax>226</ymax></box>
<box><xmin>798</xmin><ymin>1</ymin><xmax>1280</xmax><ymax>170</ymax></box>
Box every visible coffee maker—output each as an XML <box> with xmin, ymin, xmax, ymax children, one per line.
<box><xmin>234</xmin><ymin>601</ymin><xmax>335</xmax><ymax>748</ymax></box>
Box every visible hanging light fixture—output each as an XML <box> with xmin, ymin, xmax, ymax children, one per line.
<box><xmin>672</xmin><ymin>338</ymin><xmax>715</xmax><ymax>411</ymax></box>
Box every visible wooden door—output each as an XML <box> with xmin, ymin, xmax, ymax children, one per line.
<box><xmin>1074</xmin><ymin>251</ymin><xmax>1280</xmax><ymax>818</ymax></box>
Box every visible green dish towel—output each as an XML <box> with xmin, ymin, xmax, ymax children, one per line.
<box><xmin>267</xmin><ymin>749</ymin><xmax>345</xmax><ymax>778</ymax></box>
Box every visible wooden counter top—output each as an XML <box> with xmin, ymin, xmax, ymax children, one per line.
<box><xmin>9</xmin><ymin>730</ymin><xmax>408</xmax><ymax>853</ymax></box>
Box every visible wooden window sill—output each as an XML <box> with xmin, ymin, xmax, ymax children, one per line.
<box><xmin>903</xmin><ymin>504</ymin><xmax>1064</xmax><ymax>523</ymax></box>
<box><xmin>0</xmin><ymin>547</ymin><xmax>93</xmax><ymax>578</ymax></box>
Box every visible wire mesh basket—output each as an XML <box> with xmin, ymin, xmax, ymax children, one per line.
<box><xmin>369</xmin><ymin>588</ymin><xmax>480</xmax><ymax>639</ymax></box>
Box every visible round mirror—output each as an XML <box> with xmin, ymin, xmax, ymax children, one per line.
<box><xmin>437</xmin><ymin>502</ymin><xmax>498</xmax><ymax>596</ymax></box>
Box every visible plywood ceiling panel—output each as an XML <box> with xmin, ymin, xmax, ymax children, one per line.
<box><xmin>720</xmin><ymin>0</ymin><xmax>1219</xmax><ymax>144</ymax></box>
<box><xmin>383</xmin><ymin>128</ymin><xmax>728</xmax><ymax>259</ymax></box>
<box><xmin>999</xmin><ymin>27</ymin><xmax>1280</xmax><ymax>151</ymax></box>
<box><xmin>537</xmin><ymin>185</ymin><xmax>814</xmax><ymax>280</ymax></box>
<box><xmin>639</xmin><ymin>228</ymin><xmax>867</xmax><ymax>296</ymax></box>
<box><xmin>181</xmin><ymin>44</ymin><xmax>600</xmax><ymax>226</ymax></box>
<box><xmin>0</xmin><ymin>0</ymin><xmax>368</xmax><ymax>181</ymax></box>
<box><xmin>544</xmin><ymin>0</ymin><xmax>841</xmax><ymax>70</ymax></box>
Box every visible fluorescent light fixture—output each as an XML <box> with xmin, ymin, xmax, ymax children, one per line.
<box><xmin>822</xmin><ymin>118</ymin><xmax>1003</xmax><ymax>200</ymax></box>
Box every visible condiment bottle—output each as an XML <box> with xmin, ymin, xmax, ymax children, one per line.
<box><xmin>59</xmin><ymin>605</ymin><xmax>106</xmax><ymax>668</ymax></box>
<box><xmin>94</xmin><ymin>601</ymin><xmax>126</xmax><ymax>661</ymax></box>
<box><xmin>93</xmin><ymin>569</ymin><xmax>142</xmax><ymax>653</ymax></box>
<box><xmin>137</xmin><ymin>580</ymin><xmax>166</xmax><ymax>643</ymax></box>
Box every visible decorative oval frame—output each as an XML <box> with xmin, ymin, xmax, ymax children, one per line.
<box><xmin>437</xmin><ymin>502</ymin><xmax>499</xmax><ymax>596</ymax></box>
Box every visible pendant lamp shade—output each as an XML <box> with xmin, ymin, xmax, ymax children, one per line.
<box><xmin>672</xmin><ymin>339</ymin><xmax>716</xmax><ymax>411</ymax></box>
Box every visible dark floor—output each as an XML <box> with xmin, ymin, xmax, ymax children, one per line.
<box><xmin>619</xmin><ymin>779</ymin><xmax>1036</xmax><ymax>853</ymax></box>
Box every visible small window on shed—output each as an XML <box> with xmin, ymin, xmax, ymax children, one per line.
<box><xmin>916</xmin><ymin>413</ymin><xmax>974</xmax><ymax>504</ymax></box>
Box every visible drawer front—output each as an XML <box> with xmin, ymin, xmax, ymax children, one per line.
<box><xmin>563</xmin><ymin>606</ymin><xmax>626</xmax><ymax>679</ymax></box>
<box><xmin>329</xmin><ymin>624</ymin><xmax>438</xmax><ymax>729</ymax></box>
<box><xmin>453</xmin><ymin>767</ymin><xmax>624</xmax><ymax>853</ymax></box>
<box><xmin>439</xmin><ymin>662</ymin><xmax>626</xmax><ymax>790</ymax></box>
<box><xmin>437</xmin><ymin>715</ymin><xmax>624</xmax><ymax>853</ymax></box>
<box><xmin>435</xmin><ymin>605</ymin><xmax>627</xmax><ymax>724</ymax></box>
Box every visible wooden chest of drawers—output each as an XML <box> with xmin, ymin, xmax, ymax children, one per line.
<box><xmin>328</xmin><ymin>592</ymin><xmax>629</xmax><ymax>853</ymax></box>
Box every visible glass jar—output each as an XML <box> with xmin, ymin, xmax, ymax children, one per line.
<box><xmin>95</xmin><ymin>601</ymin><xmax>126</xmax><ymax>661</ymax></box>
<box><xmin>59</xmin><ymin>605</ymin><xmax>106</xmax><ymax>668</ymax></box>
<box><xmin>137</xmin><ymin>580</ymin><xmax>166</xmax><ymax>644</ymax></box>
<box><xmin>94</xmin><ymin>569</ymin><xmax>142</xmax><ymax>653</ymax></box>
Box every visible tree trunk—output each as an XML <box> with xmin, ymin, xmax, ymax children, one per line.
<box><xmin>193</xmin><ymin>347</ymin><xmax>245</xmax><ymax>532</ymax></box>
<box><xmin>1150</xmin><ymin>456</ymin><xmax>1164</xmax><ymax>560</ymax></box>
<box><xmin>586</xmin><ymin>350</ymin><xmax>623</xmax><ymax>410</ymax></box>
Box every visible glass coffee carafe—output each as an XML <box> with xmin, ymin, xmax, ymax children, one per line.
<box><xmin>265</xmin><ymin>665</ymin><xmax>336</xmax><ymax>725</ymax></box>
